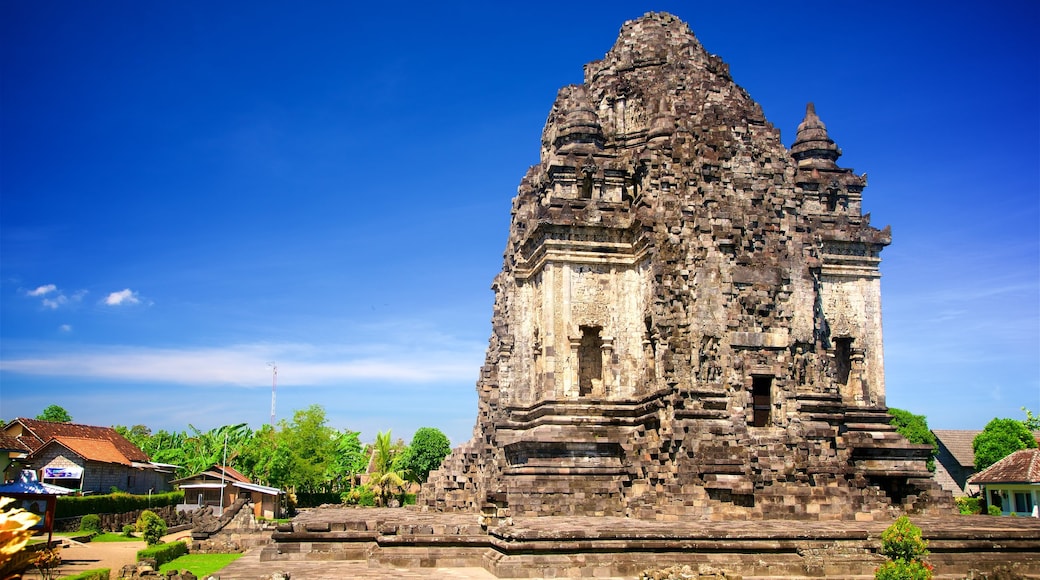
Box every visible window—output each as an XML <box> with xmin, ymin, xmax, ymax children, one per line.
<box><xmin>1014</xmin><ymin>492</ymin><xmax>1033</xmax><ymax>513</ymax></box>
<box><xmin>750</xmin><ymin>376</ymin><xmax>772</xmax><ymax>427</ymax></box>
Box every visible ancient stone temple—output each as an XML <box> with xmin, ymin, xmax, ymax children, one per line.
<box><xmin>422</xmin><ymin>11</ymin><xmax>950</xmax><ymax>521</ymax></box>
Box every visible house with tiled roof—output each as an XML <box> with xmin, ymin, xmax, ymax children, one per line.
<box><xmin>969</xmin><ymin>448</ymin><xmax>1040</xmax><ymax>517</ymax></box>
<box><xmin>2</xmin><ymin>418</ymin><xmax>175</xmax><ymax>495</ymax></box>
<box><xmin>931</xmin><ymin>429</ymin><xmax>982</xmax><ymax>497</ymax></box>
<box><xmin>0</xmin><ymin>432</ymin><xmax>27</xmax><ymax>482</ymax></box>
<box><xmin>171</xmin><ymin>464</ymin><xmax>283</xmax><ymax>519</ymax></box>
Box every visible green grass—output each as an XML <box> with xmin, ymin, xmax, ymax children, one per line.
<box><xmin>158</xmin><ymin>553</ymin><xmax>243</xmax><ymax>576</ymax></box>
<box><xmin>91</xmin><ymin>532</ymin><xmax>142</xmax><ymax>542</ymax></box>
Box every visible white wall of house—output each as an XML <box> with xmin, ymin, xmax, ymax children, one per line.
<box><xmin>983</xmin><ymin>484</ymin><xmax>1039</xmax><ymax>516</ymax></box>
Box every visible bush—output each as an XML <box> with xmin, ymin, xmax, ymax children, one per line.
<box><xmin>135</xmin><ymin>510</ymin><xmax>167</xmax><ymax>546</ymax></box>
<box><xmin>342</xmin><ymin>486</ymin><xmax>376</xmax><ymax>507</ymax></box>
<box><xmin>137</xmin><ymin>541</ymin><xmax>188</xmax><ymax>568</ymax></box>
<box><xmin>121</xmin><ymin>524</ymin><xmax>136</xmax><ymax>537</ymax></box>
<box><xmin>875</xmin><ymin>559</ymin><xmax>935</xmax><ymax>580</ymax></box>
<box><xmin>880</xmin><ymin>515</ymin><xmax>929</xmax><ymax>562</ymax></box>
<box><xmin>875</xmin><ymin>516</ymin><xmax>932</xmax><ymax>580</ymax></box>
<box><xmin>988</xmin><ymin>504</ymin><xmax>1003</xmax><ymax>516</ymax></box>
<box><xmin>79</xmin><ymin>514</ymin><xmax>102</xmax><ymax>534</ymax></box>
<box><xmin>955</xmin><ymin>496</ymin><xmax>982</xmax><ymax>515</ymax></box>
<box><xmin>56</xmin><ymin>568</ymin><xmax>110</xmax><ymax>580</ymax></box>
<box><xmin>56</xmin><ymin>491</ymin><xmax>183</xmax><ymax>518</ymax></box>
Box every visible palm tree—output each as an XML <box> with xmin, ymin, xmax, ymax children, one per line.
<box><xmin>369</xmin><ymin>431</ymin><xmax>407</xmax><ymax>507</ymax></box>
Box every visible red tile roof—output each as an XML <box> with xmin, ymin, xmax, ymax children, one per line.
<box><xmin>0</xmin><ymin>432</ymin><xmax>25</xmax><ymax>452</ymax></box>
<box><xmin>5</xmin><ymin>418</ymin><xmax>149</xmax><ymax>463</ymax></box>
<box><xmin>43</xmin><ymin>436</ymin><xmax>133</xmax><ymax>466</ymax></box>
<box><xmin>970</xmin><ymin>449</ymin><xmax>1040</xmax><ymax>485</ymax></box>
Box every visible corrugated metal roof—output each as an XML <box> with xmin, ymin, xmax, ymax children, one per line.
<box><xmin>0</xmin><ymin>470</ymin><xmax>75</xmax><ymax>495</ymax></box>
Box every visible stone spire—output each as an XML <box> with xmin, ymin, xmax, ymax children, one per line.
<box><xmin>790</xmin><ymin>102</ymin><xmax>841</xmax><ymax>169</ymax></box>
<box><xmin>421</xmin><ymin>12</ymin><xmax>950</xmax><ymax>522</ymax></box>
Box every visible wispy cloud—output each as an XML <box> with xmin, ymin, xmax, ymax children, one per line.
<box><xmin>104</xmin><ymin>288</ymin><xmax>141</xmax><ymax>306</ymax></box>
<box><xmin>22</xmin><ymin>284</ymin><xmax>85</xmax><ymax>309</ymax></box>
<box><xmin>0</xmin><ymin>341</ymin><xmax>484</xmax><ymax>388</ymax></box>
<box><xmin>59</xmin><ymin>324</ymin><xmax>72</xmax><ymax>333</ymax></box>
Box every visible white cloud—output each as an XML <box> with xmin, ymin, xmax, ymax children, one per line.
<box><xmin>0</xmin><ymin>341</ymin><xmax>484</xmax><ymax>388</ymax></box>
<box><xmin>23</xmin><ymin>284</ymin><xmax>84</xmax><ymax>309</ymax></box>
<box><xmin>59</xmin><ymin>324</ymin><xmax>72</xmax><ymax>333</ymax></box>
<box><xmin>104</xmin><ymin>289</ymin><xmax>141</xmax><ymax>306</ymax></box>
<box><xmin>27</xmin><ymin>284</ymin><xmax>57</xmax><ymax>297</ymax></box>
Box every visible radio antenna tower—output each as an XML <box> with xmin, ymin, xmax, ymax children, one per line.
<box><xmin>268</xmin><ymin>362</ymin><xmax>277</xmax><ymax>427</ymax></box>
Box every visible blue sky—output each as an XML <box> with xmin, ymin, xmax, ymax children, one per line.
<box><xmin>2</xmin><ymin>1</ymin><xmax>1037</xmax><ymax>445</ymax></box>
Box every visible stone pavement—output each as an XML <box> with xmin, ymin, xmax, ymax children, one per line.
<box><xmin>214</xmin><ymin>546</ymin><xmax>510</xmax><ymax>580</ymax></box>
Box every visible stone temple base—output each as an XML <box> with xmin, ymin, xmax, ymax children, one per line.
<box><xmin>262</xmin><ymin>507</ymin><xmax>1040</xmax><ymax>578</ymax></box>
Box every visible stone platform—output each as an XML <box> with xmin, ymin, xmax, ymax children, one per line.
<box><xmin>261</xmin><ymin>507</ymin><xmax>1040</xmax><ymax>578</ymax></box>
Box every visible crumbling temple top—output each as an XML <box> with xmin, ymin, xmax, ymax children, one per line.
<box><xmin>421</xmin><ymin>12</ymin><xmax>951</xmax><ymax>520</ymax></box>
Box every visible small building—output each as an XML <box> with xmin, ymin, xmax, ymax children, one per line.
<box><xmin>172</xmin><ymin>465</ymin><xmax>283</xmax><ymax>519</ymax></box>
<box><xmin>0</xmin><ymin>470</ymin><xmax>75</xmax><ymax>543</ymax></box>
<box><xmin>2</xmin><ymin>418</ymin><xmax>174</xmax><ymax>494</ymax></box>
<box><xmin>931</xmin><ymin>429</ymin><xmax>982</xmax><ymax>497</ymax></box>
<box><xmin>0</xmin><ymin>433</ymin><xmax>27</xmax><ymax>482</ymax></box>
<box><xmin>969</xmin><ymin>448</ymin><xmax>1040</xmax><ymax>517</ymax></box>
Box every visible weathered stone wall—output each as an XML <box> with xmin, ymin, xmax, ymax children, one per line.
<box><xmin>422</xmin><ymin>11</ymin><xmax>952</xmax><ymax>520</ymax></box>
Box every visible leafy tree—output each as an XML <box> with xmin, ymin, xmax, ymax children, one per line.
<box><xmin>1022</xmin><ymin>407</ymin><xmax>1040</xmax><ymax>431</ymax></box>
<box><xmin>399</xmin><ymin>427</ymin><xmax>451</xmax><ymax>483</ymax></box>
<box><xmin>369</xmin><ymin>430</ymin><xmax>407</xmax><ymax>506</ymax></box>
<box><xmin>36</xmin><ymin>405</ymin><xmax>72</xmax><ymax>423</ymax></box>
<box><xmin>327</xmin><ymin>430</ymin><xmax>367</xmax><ymax>491</ymax></box>
<box><xmin>888</xmin><ymin>408</ymin><xmax>938</xmax><ymax>471</ymax></box>
<box><xmin>273</xmin><ymin>405</ymin><xmax>336</xmax><ymax>493</ymax></box>
<box><xmin>237</xmin><ymin>424</ymin><xmax>278</xmax><ymax>486</ymax></box>
<box><xmin>972</xmin><ymin>417</ymin><xmax>1038</xmax><ymax>471</ymax></box>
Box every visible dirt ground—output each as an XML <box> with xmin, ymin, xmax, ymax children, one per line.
<box><xmin>21</xmin><ymin>531</ymin><xmax>193</xmax><ymax>579</ymax></box>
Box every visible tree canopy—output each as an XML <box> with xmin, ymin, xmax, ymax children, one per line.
<box><xmin>399</xmin><ymin>427</ymin><xmax>452</xmax><ymax>483</ymax></box>
<box><xmin>111</xmin><ymin>405</ymin><xmax>456</xmax><ymax>502</ymax></box>
<box><xmin>36</xmin><ymin>405</ymin><xmax>72</xmax><ymax>422</ymax></box>
<box><xmin>972</xmin><ymin>417</ymin><xmax>1038</xmax><ymax>471</ymax></box>
<box><xmin>888</xmin><ymin>408</ymin><xmax>937</xmax><ymax>471</ymax></box>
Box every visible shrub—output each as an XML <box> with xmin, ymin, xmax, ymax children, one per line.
<box><xmin>135</xmin><ymin>510</ymin><xmax>167</xmax><ymax>546</ymax></box>
<box><xmin>137</xmin><ymin>541</ymin><xmax>187</xmax><ymax>568</ymax></box>
<box><xmin>79</xmin><ymin>514</ymin><xmax>102</xmax><ymax>534</ymax></box>
<box><xmin>121</xmin><ymin>524</ymin><xmax>136</xmax><ymax>538</ymax></box>
<box><xmin>988</xmin><ymin>504</ymin><xmax>1003</xmax><ymax>516</ymax></box>
<box><xmin>342</xmin><ymin>486</ymin><xmax>376</xmax><ymax>507</ymax></box>
<box><xmin>33</xmin><ymin>547</ymin><xmax>62</xmax><ymax>580</ymax></box>
<box><xmin>56</xmin><ymin>568</ymin><xmax>110</xmax><ymax>580</ymax></box>
<box><xmin>875</xmin><ymin>559</ymin><xmax>935</xmax><ymax>580</ymax></box>
<box><xmin>879</xmin><ymin>515</ymin><xmax>929</xmax><ymax>562</ymax></box>
<box><xmin>56</xmin><ymin>491</ymin><xmax>183</xmax><ymax>518</ymax></box>
<box><xmin>955</xmin><ymin>496</ymin><xmax>982</xmax><ymax>515</ymax></box>
<box><xmin>875</xmin><ymin>516</ymin><xmax>932</xmax><ymax>580</ymax></box>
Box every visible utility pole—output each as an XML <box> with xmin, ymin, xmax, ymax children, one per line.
<box><xmin>268</xmin><ymin>362</ymin><xmax>277</xmax><ymax>427</ymax></box>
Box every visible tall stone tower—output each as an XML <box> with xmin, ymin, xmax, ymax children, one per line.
<box><xmin>422</xmin><ymin>12</ymin><xmax>950</xmax><ymax>520</ymax></box>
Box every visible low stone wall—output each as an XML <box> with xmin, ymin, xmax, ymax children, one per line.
<box><xmin>190</xmin><ymin>499</ymin><xmax>274</xmax><ymax>554</ymax></box>
<box><xmin>262</xmin><ymin>507</ymin><xmax>1040</xmax><ymax>578</ymax></box>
